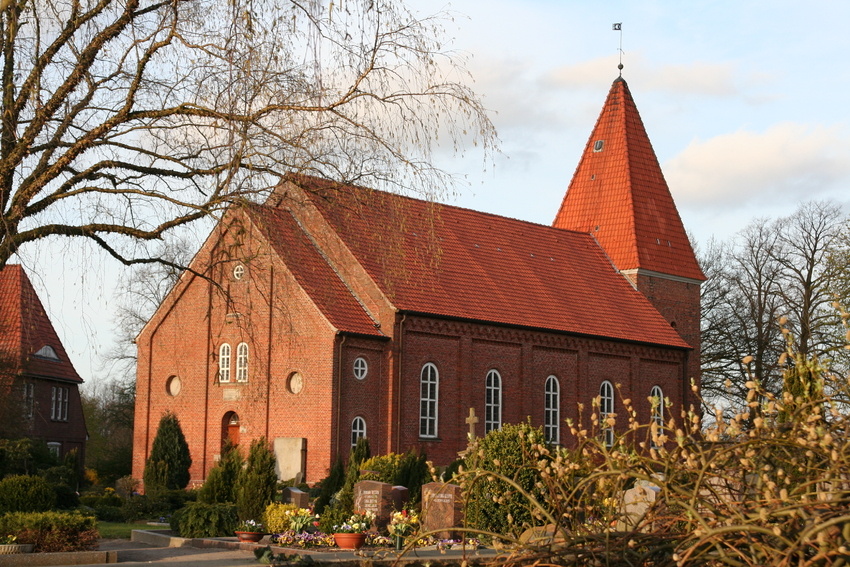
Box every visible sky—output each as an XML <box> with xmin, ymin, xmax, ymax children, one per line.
<box><xmin>15</xmin><ymin>0</ymin><xmax>850</xmax><ymax>387</ymax></box>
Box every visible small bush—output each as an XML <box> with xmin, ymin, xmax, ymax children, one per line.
<box><xmin>80</xmin><ymin>490</ymin><xmax>123</xmax><ymax>508</ymax></box>
<box><xmin>0</xmin><ymin>511</ymin><xmax>98</xmax><ymax>552</ymax></box>
<box><xmin>173</xmin><ymin>502</ymin><xmax>238</xmax><ymax>538</ymax></box>
<box><xmin>263</xmin><ymin>502</ymin><xmax>297</xmax><ymax>533</ymax></box>
<box><xmin>235</xmin><ymin>438</ymin><xmax>277</xmax><ymax>522</ymax></box>
<box><xmin>53</xmin><ymin>483</ymin><xmax>80</xmax><ymax>509</ymax></box>
<box><xmin>199</xmin><ymin>444</ymin><xmax>243</xmax><ymax>504</ymax></box>
<box><xmin>94</xmin><ymin>505</ymin><xmax>126</xmax><ymax>522</ymax></box>
<box><xmin>0</xmin><ymin>475</ymin><xmax>57</xmax><ymax>513</ymax></box>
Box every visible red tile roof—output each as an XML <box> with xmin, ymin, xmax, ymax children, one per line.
<box><xmin>261</xmin><ymin>176</ymin><xmax>690</xmax><ymax>349</ymax></box>
<box><xmin>0</xmin><ymin>265</ymin><xmax>83</xmax><ymax>383</ymax></box>
<box><xmin>552</xmin><ymin>77</ymin><xmax>705</xmax><ymax>281</ymax></box>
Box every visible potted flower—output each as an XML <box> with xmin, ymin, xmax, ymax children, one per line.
<box><xmin>0</xmin><ymin>534</ymin><xmax>33</xmax><ymax>555</ymax></box>
<box><xmin>387</xmin><ymin>509</ymin><xmax>419</xmax><ymax>550</ymax></box>
<box><xmin>234</xmin><ymin>519</ymin><xmax>265</xmax><ymax>543</ymax></box>
<box><xmin>284</xmin><ymin>507</ymin><xmax>318</xmax><ymax>534</ymax></box>
<box><xmin>332</xmin><ymin>511</ymin><xmax>375</xmax><ymax>549</ymax></box>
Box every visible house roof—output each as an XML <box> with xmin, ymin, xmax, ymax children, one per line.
<box><xmin>260</xmin><ymin>175</ymin><xmax>691</xmax><ymax>349</ymax></box>
<box><xmin>0</xmin><ymin>265</ymin><xmax>83</xmax><ymax>383</ymax></box>
<box><xmin>552</xmin><ymin>77</ymin><xmax>705</xmax><ymax>282</ymax></box>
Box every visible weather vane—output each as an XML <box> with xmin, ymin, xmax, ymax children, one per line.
<box><xmin>612</xmin><ymin>23</ymin><xmax>624</xmax><ymax>75</ymax></box>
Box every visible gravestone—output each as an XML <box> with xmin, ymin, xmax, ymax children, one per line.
<box><xmin>282</xmin><ymin>486</ymin><xmax>309</xmax><ymax>509</ymax></box>
<box><xmin>421</xmin><ymin>482</ymin><xmax>463</xmax><ymax>539</ymax></box>
<box><xmin>617</xmin><ymin>485</ymin><xmax>658</xmax><ymax>531</ymax></box>
<box><xmin>354</xmin><ymin>480</ymin><xmax>394</xmax><ymax>531</ymax></box>
<box><xmin>391</xmin><ymin>485</ymin><xmax>409</xmax><ymax>512</ymax></box>
<box><xmin>273</xmin><ymin>437</ymin><xmax>307</xmax><ymax>482</ymax></box>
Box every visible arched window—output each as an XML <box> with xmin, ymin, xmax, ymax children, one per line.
<box><xmin>419</xmin><ymin>363</ymin><xmax>439</xmax><ymax>438</ymax></box>
<box><xmin>351</xmin><ymin>416</ymin><xmax>366</xmax><ymax>447</ymax></box>
<box><xmin>218</xmin><ymin>343</ymin><xmax>231</xmax><ymax>382</ymax></box>
<box><xmin>600</xmin><ymin>381</ymin><xmax>614</xmax><ymax>447</ymax></box>
<box><xmin>485</xmin><ymin>369</ymin><xmax>502</xmax><ymax>433</ymax></box>
<box><xmin>650</xmin><ymin>385</ymin><xmax>665</xmax><ymax>446</ymax></box>
<box><xmin>544</xmin><ymin>375</ymin><xmax>560</xmax><ymax>444</ymax></box>
<box><xmin>236</xmin><ymin>342</ymin><xmax>249</xmax><ymax>382</ymax></box>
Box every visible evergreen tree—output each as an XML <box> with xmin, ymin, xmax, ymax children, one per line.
<box><xmin>235</xmin><ymin>437</ymin><xmax>277</xmax><ymax>521</ymax></box>
<box><xmin>199</xmin><ymin>442</ymin><xmax>243</xmax><ymax>504</ymax></box>
<box><xmin>313</xmin><ymin>458</ymin><xmax>345</xmax><ymax>515</ymax></box>
<box><xmin>317</xmin><ymin>437</ymin><xmax>370</xmax><ymax>532</ymax></box>
<box><xmin>143</xmin><ymin>412</ymin><xmax>192</xmax><ymax>492</ymax></box>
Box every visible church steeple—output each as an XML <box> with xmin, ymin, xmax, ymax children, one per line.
<box><xmin>553</xmin><ymin>77</ymin><xmax>704</xmax><ymax>282</ymax></box>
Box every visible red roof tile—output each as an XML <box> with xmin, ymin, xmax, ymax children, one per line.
<box><xmin>553</xmin><ymin>77</ymin><xmax>705</xmax><ymax>281</ymax></box>
<box><xmin>0</xmin><ymin>265</ymin><xmax>83</xmax><ymax>383</ymax></box>
<box><xmin>268</xmin><ymin>176</ymin><xmax>690</xmax><ymax>349</ymax></box>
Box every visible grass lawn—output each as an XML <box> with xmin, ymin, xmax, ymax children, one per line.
<box><xmin>98</xmin><ymin>521</ymin><xmax>159</xmax><ymax>539</ymax></box>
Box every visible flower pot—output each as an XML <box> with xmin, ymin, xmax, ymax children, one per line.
<box><xmin>333</xmin><ymin>532</ymin><xmax>366</xmax><ymax>549</ymax></box>
<box><xmin>0</xmin><ymin>544</ymin><xmax>34</xmax><ymax>554</ymax></box>
<box><xmin>234</xmin><ymin>531</ymin><xmax>265</xmax><ymax>543</ymax></box>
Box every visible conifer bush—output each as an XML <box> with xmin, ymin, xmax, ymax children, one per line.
<box><xmin>143</xmin><ymin>412</ymin><xmax>192</xmax><ymax>492</ymax></box>
<box><xmin>0</xmin><ymin>474</ymin><xmax>56</xmax><ymax>513</ymax></box>
<box><xmin>171</xmin><ymin>502</ymin><xmax>238</xmax><ymax>538</ymax></box>
<box><xmin>317</xmin><ymin>437</ymin><xmax>370</xmax><ymax>533</ymax></box>
<box><xmin>199</xmin><ymin>443</ymin><xmax>243</xmax><ymax>504</ymax></box>
<box><xmin>235</xmin><ymin>437</ymin><xmax>277</xmax><ymax>522</ymax></box>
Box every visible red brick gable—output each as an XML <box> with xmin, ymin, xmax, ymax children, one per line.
<box><xmin>552</xmin><ymin>77</ymin><xmax>705</xmax><ymax>282</ymax></box>
<box><xmin>0</xmin><ymin>265</ymin><xmax>83</xmax><ymax>383</ymax></box>
<box><xmin>271</xmin><ymin>176</ymin><xmax>690</xmax><ymax>349</ymax></box>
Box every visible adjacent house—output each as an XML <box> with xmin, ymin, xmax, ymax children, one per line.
<box><xmin>132</xmin><ymin>76</ymin><xmax>705</xmax><ymax>487</ymax></box>
<box><xmin>0</xmin><ymin>265</ymin><xmax>87</xmax><ymax>463</ymax></box>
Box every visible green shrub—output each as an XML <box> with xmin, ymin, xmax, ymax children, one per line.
<box><xmin>313</xmin><ymin>459</ymin><xmax>344</xmax><ymax>515</ymax></box>
<box><xmin>0</xmin><ymin>511</ymin><xmax>98</xmax><ymax>552</ymax></box>
<box><xmin>80</xmin><ymin>490</ymin><xmax>123</xmax><ymax>508</ymax></box>
<box><xmin>235</xmin><ymin>438</ymin><xmax>277</xmax><ymax>522</ymax></box>
<box><xmin>199</xmin><ymin>444</ymin><xmax>243</xmax><ymax>504</ymax></box>
<box><xmin>317</xmin><ymin>437</ymin><xmax>370</xmax><ymax>531</ymax></box>
<box><xmin>263</xmin><ymin>502</ymin><xmax>296</xmax><ymax>533</ymax></box>
<box><xmin>52</xmin><ymin>483</ymin><xmax>80</xmax><ymax>509</ymax></box>
<box><xmin>94</xmin><ymin>505</ymin><xmax>126</xmax><ymax>522</ymax></box>
<box><xmin>143</xmin><ymin>412</ymin><xmax>192</xmax><ymax>492</ymax></box>
<box><xmin>120</xmin><ymin>494</ymin><xmax>172</xmax><ymax>521</ymax></box>
<box><xmin>172</xmin><ymin>502</ymin><xmax>238</xmax><ymax>538</ymax></box>
<box><xmin>460</xmin><ymin>422</ymin><xmax>550</xmax><ymax>538</ymax></box>
<box><xmin>0</xmin><ymin>475</ymin><xmax>57</xmax><ymax>513</ymax></box>
<box><xmin>358</xmin><ymin>450</ymin><xmax>429</xmax><ymax>504</ymax></box>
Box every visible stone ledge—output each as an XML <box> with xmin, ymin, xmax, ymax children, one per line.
<box><xmin>0</xmin><ymin>550</ymin><xmax>117</xmax><ymax>566</ymax></box>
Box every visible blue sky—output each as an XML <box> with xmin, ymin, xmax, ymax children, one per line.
<box><xmin>17</xmin><ymin>0</ymin><xmax>850</xmax><ymax>385</ymax></box>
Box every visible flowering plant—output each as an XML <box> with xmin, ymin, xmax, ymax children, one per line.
<box><xmin>387</xmin><ymin>509</ymin><xmax>419</xmax><ymax>537</ymax></box>
<box><xmin>284</xmin><ymin>507</ymin><xmax>318</xmax><ymax>533</ymax></box>
<box><xmin>0</xmin><ymin>534</ymin><xmax>16</xmax><ymax>545</ymax></box>
<box><xmin>236</xmin><ymin>519</ymin><xmax>264</xmax><ymax>532</ymax></box>
<box><xmin>333</xmin><ymin>510</ymin><xmax>375</xmax><ymax>533</ymax></box>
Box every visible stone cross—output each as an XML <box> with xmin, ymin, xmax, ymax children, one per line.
<box><xmin>465</xmin><ymin>407</ymin><xmax>479</xmax><ymax>439</ymax></box>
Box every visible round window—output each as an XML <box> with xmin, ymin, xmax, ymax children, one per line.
<box><xmin>288</xmin><ymin>372</ymin><xmax>304</xmax><ymax>394</ymax></box>
<box><xmin>233</xmin><ymin>264</ymin><xmax>245</xmax><ymax>280</ymax></box>
<box><xmin>166</xmin><ymin>375</ymin><xmax>182</xmax><ymax>397</ymax></box>
<box><xmin>353</xmin><ymin>357</ymin><xmax>368</xmax><ymax>380</ymax></box>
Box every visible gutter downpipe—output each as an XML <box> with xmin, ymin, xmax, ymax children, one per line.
<box><xmin>335</xmin><ymin>334</ymin><xmax>347</xmax><ymax>462</ymax></box>
<box><xmin>265</xmin><ymin>267</ymin><xmax>274</xmax><ymax>439</ymax></box>
<box><xmin>395</xmin><ymin>313</ymin><xmax>406</xmax><ymax>454</ymax></box>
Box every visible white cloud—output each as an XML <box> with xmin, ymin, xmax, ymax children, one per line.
<box><xmin>664</xmin><ymin>123</ymin><xmax>850</xmax><ymax>209</ymax></box>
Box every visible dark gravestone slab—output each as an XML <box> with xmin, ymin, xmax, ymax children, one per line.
<box><xmin>354</xmin><ymin>480</ymin><xmax>394</xmax><ymax>531</ymax></box>
<box><xmin>421</xmin><ymin>482</ymin><xmax>463</xmax><ymax>539</ymax></box>
<box><xmin>391</xmin><ymin>485</ymin><xmax>409</xmax><ymax>512</ymax></box>
<box><xmin>282</xmin><ymin>486</ymin><xmax>309</xmax><ymax>509</ymax></box>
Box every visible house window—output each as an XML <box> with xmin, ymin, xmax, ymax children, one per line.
<box><xmin>544</xmin><ymin>375</ymin><xmax>560</xmax><ymax>444</ymax></box>
<box><xmin>233</xmin><ymin>264</ymin><xmax>245</xmax><ymax>280</ymax></box>
<box><xmin>419</xmin><ymin>363</ymin><xmax>439</xmax><ymax>438</ymax></box>
<box><xmin>23</xmin><ymin>383</ymin><xmax>34</xmax><ymax>419</ymax></box>
<box><xmin>593</xmin><ymin>140</ymin><xmax>605</xmax><ymax>152</ymax></box>
<box><xmin>650</xmin><ymin>385</ymin><xmax>665</xmax><ymax>446</ymax></box>
<box><xmin>353</xmin><ymin>357</ymin><xmax>368</xmax><ymax>380</ymax></box>
<box><xmin>236</xmin><ymin>343</ymin><xmax>249</xmax><ymax>382</ymax></box>
<box><xmin>51</xmin><ymin>386</ymin><xmax>69</xmax><ymax>421</ymax></box>
<box><xmin>219</xmin><ymin>343</ymin><xmax>231</xmax><ymax>382</ymax></box>
<box><xmin>351</xmin><ymin>416</ymin><xmax>366</xmax><ymax>447</ymax></box>
<box><xmin>47</xmin><ymin>442</ymin><xmax>61</xmax><ymax>458</ymax></box>
<box><xmin>599</xmin><ymin>381</ymin><xmax>614</xmax><ymax>447</ymax></box>
<box><xmin>485</xmin><ymin>369</ymin><xmax>502</xmax><ymax>433</ymax></box>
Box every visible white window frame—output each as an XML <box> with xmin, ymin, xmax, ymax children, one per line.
<box><xmin>51</xmin><ymin>386</ymin><xmax>68</xmax><ymax>422</ymax></box>
<box><xmin>353</xmin><ymin>357</ymin><xmax>368</xmax><ymax>380</ymax></box>
<box><xmin>47</xmin><ymin>442</ymin><xmax>61</xmax><ymax>458</ymax></box>
<box><xmin>24</xmin><ymin>383</ymin><xmax>34</xmax><ymax>419</ymax></box>
<box><xmin>600</xmin><ymin>380</ymin><xmax>614</xmax><ymax>447</ymax></box>
<box><xmin>419</xmin><ymin>363</ymin><xmax>439</xmax><ymax>438</ymax></box>
<box><xmin>650</xmin><ymin>385</ymin><xmax>665</xmax><ymax>446</ymax></box>
<box><xmin>236</xmin><ymin>342</ymin><xmax>249</xmax><ymax>382</ymax></box>
<box><xmin>485</xmin><ymin>369</ymin><xmax>502</xmax><ymax>433</ymax></box>
<box><xmin>351</xmin><ymin>416</ymin><xmax>366</xmax><ymax>447</ymax></box>
<box><xmin>544</xmin><ymin>375</ymin><xmax>560</xmax><ymax>444</ymax></box>
<box><xmin>219</xmin><ymin>343</ymin><xmax>231</xmax><ymax>383</ymax></box>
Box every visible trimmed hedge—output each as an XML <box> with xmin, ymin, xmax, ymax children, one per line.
<box><xmin>0</xmin><ymin>475</ymin><xmax>56</xmax><ymax>513</ymax></box>
<box><xmin>0</xmin><ymin>511</ymin><xmax>98</xmax><ymax>552</ymax></box>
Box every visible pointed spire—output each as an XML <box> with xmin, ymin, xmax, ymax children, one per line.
<box><xmin>553</xmin><ymin>77</ymin><xmax>704</xmax><ymax>281</ymax></box>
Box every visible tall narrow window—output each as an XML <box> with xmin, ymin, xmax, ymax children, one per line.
<box><xmin>219</xmin><ymin>343</ymin><xmax>231</xmax><ymax>382</ymax></box>
<box><xmin>650</xmin><ymin>385</ymin><xmax>665</xmax><ymax>446</ymax></box>
<box><xmin>419</xmin><ymin>363</ymin><xmax>439</xmax><ymax>438</ymax></box>
<box><xmin>23</xmin><ymin>383</ymin><xmax>34</xmax><ymax>419</ymax></box>
<box><xmin>51</xmin><ymin>386</ymin><xmax>68</xmax><ymax>422</ymax></box>
<box><xmin>351</xmin><ymin>416</ymin><xmax>366</xmax><ymax>447</ymax></box>
<box><xmin>544</xmin><ymin>375</ymin><xmax>560</xmax><ymax>444</ymax></box>
<box><xmin>236</xmin><ymin>342</ymin><xmax>249</xmax><ymax>382</ymax></box>
<box><xmin>485</xmin><ymin>370</ymin><xmax>502</xmax><ymax>433</ymax></box>
<box><xmin>599</xmin><ymin>381</ymin><xmax>614</xmax><ymax>447</ymax></box>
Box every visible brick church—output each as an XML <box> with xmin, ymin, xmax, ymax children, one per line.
<box><xmin>132</xmin><ymin>76</ymin><xmax>705</xmax><ymax>487</ymax></box>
